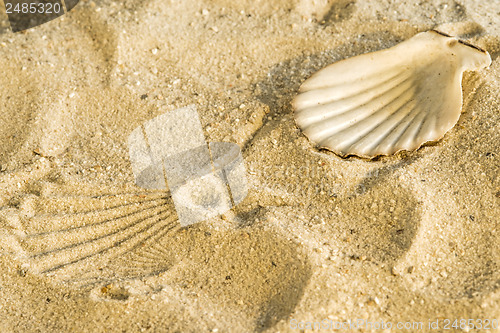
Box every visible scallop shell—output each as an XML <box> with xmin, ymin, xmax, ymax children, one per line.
<box><xmin>293</xmin><ymin>30</ymin><xmax>492</xmax><ymax>158</ymax></box>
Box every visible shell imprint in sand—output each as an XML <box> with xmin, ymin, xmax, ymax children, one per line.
<box><xmin>0</xmin><ymin>106</ymin><xmax>248</xmax><ymax>287</ymax></box>
<box><xmin>293</xmin><ymin>30</ymin><xmax>492</xmax><ymax>158</ymax></box>
<box><xmin>1</xmin><ymin>178</ymin><xmax>180</xmax><ymax>287</ymax></box>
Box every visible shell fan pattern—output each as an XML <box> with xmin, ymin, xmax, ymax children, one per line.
<box><xmin>293</xmin><ymin>30</ymin><xmax>492</xmax><ymax>158</ymax></box>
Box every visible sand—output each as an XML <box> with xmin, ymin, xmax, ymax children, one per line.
<box><xmin>0</xmin><ymin>0</ymin><xmax>498</xmax><ymax>332</ymax></box>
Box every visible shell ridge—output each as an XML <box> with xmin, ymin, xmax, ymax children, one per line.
<box><xmin>360</xmin><ymin>100</ymin><xmax>419</xmax><ymax>154</ymax></box>
<box><xmin>27</xmin><ymin>207</ymin><xmax>171</xmax><ymax>258</ymax></box>
<box><xmin>314</xmin><ymin>79</ymin><xmax>415</xmax><ymax>146</ymax></box>
<box><xmin>375</xmin><ymin>104</ymin><xmax>423</xmax><ymax>154</ymax></box>
<box><xmin>415</xmin><ymin>75</ymin><xmax>462</xmax><ymax>142</ymax></box>
<box><xmin>327</xmin><ymin>88</ymin><xmax>414</xmax><ymax>153</ymax></box>
<box><xmin>412</xmin><ymin>104</ymin><xmax>436</xmax><ymax>144</ymax></box>
<box><xmin>299</xmin><ymin>48</ymin><xmax>406</xmax><ymax>92</ymax></box>
<box><xmin>37</xmin><ymin>211</ymin><xmax>176</xmax><ymax>274</ymax></box>
<box><xmin>24</xmin><ymin>200</ymin><xmax>169</xmax><ymax>250</ymax></box>
<box><xmin>376</xmin><ymin>76</ymin><xmax>459</xmax><ymax>153</ymax></box>
<box><xmin>392</xmin><ymin>107</ymin><xmax>429</xmax><ymax>149</ymax></box>
<box><xmin>343</xmin><ymin>97</ymin><xmax>416</xmax><ymax>154</ymax></box>
<box><xmin>297</xmin><ymin>70</ymin><xmax>413</xmax><ymax>129</ymax></box>
<box><xmin>21</xmin><ymin>203</ymin><xmax>173</xmax><ymax>274</ymax></box>
<box><xmin>336</xmin><ymin>82</ymin><xmax>415</xmax><ymax>135</ymax></box>
<box><xmin>43</xmin><ymin>219</ymin><xmax>178</xmax><ymax>277</ymax></box>
<box><xmin>295</xmin><ymin>67</ymin><xmax>408</xmax><ymax>111</ymax></box>
<box><xmin>26</xmin><ymin>196</ymin><xmax>169</xmax><ymax>236</ymax></box>
<box><xmin>299</xmin><ymin>61</ymin><xmax>401</xmax><ymax>92</ymax></box>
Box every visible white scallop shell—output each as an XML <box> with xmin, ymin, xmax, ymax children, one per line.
<box><xmin>293</xmin><ymin>30</ymin><xmax>492</xmax><ymax>158</ymax></box>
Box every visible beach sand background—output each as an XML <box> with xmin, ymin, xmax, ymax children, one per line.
<box><xmin>0</xmin><ymin>0</ymin><xmax>498</xmax><ymax>332</ymax></box>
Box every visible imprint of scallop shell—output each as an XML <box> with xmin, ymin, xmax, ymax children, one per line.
<box><xmin>0</xmin><ymin>162</ymin><xmax>180</xmax><ymax>288</ymax></box>
<box><xmin>293</xmin><ymin>30</ymin><xmax>492</xmax><ymax>158</ymax></box>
